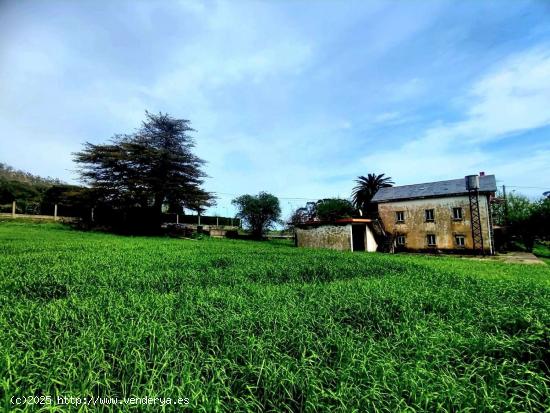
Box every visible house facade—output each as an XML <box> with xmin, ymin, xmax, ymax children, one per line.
<box><xmin>372</xmin><ymin>174</ymin><xmax>497</xmax><ymax>254</ymax></box>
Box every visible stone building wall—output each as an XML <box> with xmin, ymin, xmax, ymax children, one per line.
<box><xmin>295</xmin><ymin>225</ymin><xmax>352</xmax><ymax>251</ymax></box>
<box><xmin>378</xmin><ymin>195</ymin><xmax>493</xmax><ymax>253</ymax></box>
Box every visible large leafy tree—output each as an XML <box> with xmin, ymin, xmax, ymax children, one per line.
<box><xmin>287</xmin><ymin>198</ymin><xmax>356</xmax><ymax>228</ymax></box>
<box><xmin>232</xmin><ymin>192</ymin><xmax>281</xmax><ymax>238</ymax></box>
<box><xmin>288</xmin><ymin>202</ymin><xmax>317</xmax><ymax>228</ymax></box>
<box><xmin>74</xmin><ymin>112</ymin><xmax>213</xmax><ymax>219</ymax></box>
<box><xmin>315</xmin><ymin>198</ymin><xmax>356</xmax><ymax>221</ymax></box>
<box><xmin>492</xmin><ymin>192</ymin><xmax>550</xmax><ymax>251</ymax></box>
<box><xmin>352</xmin><ymin>173</ymin><xmax>394</xmax><ymax>214</ymax></box>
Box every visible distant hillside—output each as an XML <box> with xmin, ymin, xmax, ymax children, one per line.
<box><xmin>0</xmin><ymin>163</ymin><xmax>66</xmax><ymax>210</ymax></box>
<box><xmin>0</xmin><ymin>163</ymin><xmax>63</xmax><ymax>187</ymax></box>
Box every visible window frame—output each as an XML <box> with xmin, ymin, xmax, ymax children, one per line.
<box><xmin>395</xmin><ymin>211</ymin><xmax>405</xmax><ymax>223</ymax></box>
<box><xmin>426</xmin><ymin>234</ymin><xmax>436</xmax><ymax>246</ymax></box>
<box><xmin>396</xmin><ymin>235</ymin><xmax>406</xmax><ymax>246</ymax></box>
<box><xmin>455</xmin><ymin>234</ymin><xmax>466</xmax><ymax>247</ymax></box>
<box><xmin>452</xmin><ymin>207</ymin><xmax>463</xmax><ymax>220</ymax></box>
<box><xmin>425</xmin><ymin>209</ymin><xmax>435</xmax><ymax>222</ymax></box>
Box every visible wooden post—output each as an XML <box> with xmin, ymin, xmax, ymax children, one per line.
<box><xmin>54</xmin><ymin>204</ymin><xmax>58</xmax><ymax>221</ymax></box>
<box><xmin>176</xmin><ymin>214</ymin><xmax>179</xmax><ymax>224</ymax></box>
<box><xmin>12</xmin><ymin>201</ymin><xmax>16</xmax><ymax>217</ymax></box>
<box><xmin>198</xmin><ymin>213</ymin><xmax>201</xmax><ymax>226</ymax></box>
<box><xmin>216</xmin><ymin>216</ymin><xmax>219</xmax><ymax>227</ymax></box>
<box><xmin>91</xmin><ymin>207</ymin><xmax>94</xmax><ymax>222</ymax></box>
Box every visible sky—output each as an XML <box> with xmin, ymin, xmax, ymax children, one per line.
<box><xmin>1</xmin><ymin>0</ymin><xmax>549</xmax><ymax>219</ymax></box>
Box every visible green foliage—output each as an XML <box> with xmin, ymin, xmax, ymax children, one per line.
<box><xmin>352</xmin><ymin>173</ymin><xmax>394</xmax><ymax>213</ymax></box>
<box><xmin>0</xmin><ymin>163</ymin><xmax>62</xmax><ymax>207</ymax></box>
<box><xmin>1</xmin><ymin>222</ymin><xmax>549</xmax><ymax>412</ymax></box>
<box><xmin>288</xmin><ymin>199</ymin><xmax>356</xmax><ymax>227</ymax></box>
<box><xmin>0</xmin><ymin>178</ymin><xmax>41</xmax><ymax>204</ymax></box>
<box><xmin>41</xmin><ymin>185</ymin><xmax>95</xmax><ymax>216</ymax></box>
<box><xmin>232</xmin><ymin>192</ymin><xmax>281</xmax><ymax>238</ymax></box>
<box><xmin>74</xmin><ymin>111</ymin><xmax>214</xmax><ymax>216</ymax></box>
<box><xmin>315</xmin><ymin>198</ymin><xmax>356</xmax><ymax>221</ymax></box>
<box><xmin>0</xmin><ymin>164</ymin><xmax>93</xmax><ymax>216</ymax></box>
<box><xmin>533</xmin><ymin>241</ymin><xmax>550</xmax><ymax>259</ymax></box>
<box><xmin>287</xmin><ymin>202</ymin><xmax>316</xmax><ymax>228</ymax></box>
<box><xmin>0</xmin><ymin>163</ymin><xmax>61</xmax><ymax>187</ymax></box>
<box><xmin>493</xmin><ymin>192</ymin><xmax>550</xmax><ymax>251</ymax></box>
<box><xmin>507</xmin><ymin>192</ymin><xmax>534</xmax><ymax>223</ymax></box>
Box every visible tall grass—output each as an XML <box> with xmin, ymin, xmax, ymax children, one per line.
<box><xmin>1</xmin><ymin>221</ymin><xmax>549</xmax><ymax>411</ymax></box>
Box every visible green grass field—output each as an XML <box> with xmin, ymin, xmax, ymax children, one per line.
<box><xmin>1</xmin><ymin>221</ymin><xmax>549</xmax><ymax>412</ymax></box>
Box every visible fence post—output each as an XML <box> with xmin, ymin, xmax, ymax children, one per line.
<box><xmin>12</xmin><ymin>201</ymin><xmax>16</xmax><ymax>217</ymax></box>
<box><xmin>216</xmin><ymin>216</ymin><xmax>219</xmax><ymax>227</ymax></box>
<box><xmin>54</xmin><ymin>204</ymin><xmax>58</xmax><ymax>221</ymax></box>
<box><xmin>91</xmin><ymin>207</ymin><xmax>95</xmax><ymax>222</ymax></box>
<box><xmin>176</xmin><ymin>214</ymin><xmax>179</xmax><ymax>224</ymax></box>
<box><xmin>198</xmin><ymin>214</ymin><xmax>201</xmax><ymax>225</ymax></box>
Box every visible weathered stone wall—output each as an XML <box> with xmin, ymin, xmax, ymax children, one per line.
<box><xmin>296</xmin><ymin>225</ymin><xmax>352</xmax><ymax>251</ymax></box>
<box><xmin>378</xmin><ymin>195</ymin><xmax>493</xmax><ymax>253</ymax></box>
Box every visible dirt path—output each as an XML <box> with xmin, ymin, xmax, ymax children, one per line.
<box><xmin>478</xmin><ymin>252</ymin><xmax>546</xmax><ymax>265</ymax></box>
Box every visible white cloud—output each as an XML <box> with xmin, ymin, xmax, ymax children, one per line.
<box><xmin>360</xmin><ymin>45</ymin><xmax>550</xmax><ymax>190</ymax></box>
<box><xmin>464</xmin><ymin>47</ymin><xmax>550</xmax><ymax>141</ymax></box>
<box><xmin>372</xmin><ymin>111</ymin><xmax>401</xmax><ymax>123</ymax></box>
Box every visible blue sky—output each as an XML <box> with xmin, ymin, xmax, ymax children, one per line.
<box><xmin>1</xmin><ymin>0</ymin><xmax>549</xmax><ymax>219</ymax></box>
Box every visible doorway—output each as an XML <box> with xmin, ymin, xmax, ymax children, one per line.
<box><xmin>352</xmin><ymin>225</ymin><xmax>365</xmax><ymax>251</ymax></box>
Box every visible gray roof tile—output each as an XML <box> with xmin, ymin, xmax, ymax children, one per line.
<box><xmin>372</xmin><ymin>175</ymin><xmax>497</xmax><ymax>203</ymax></box>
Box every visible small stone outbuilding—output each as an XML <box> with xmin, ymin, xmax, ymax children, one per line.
<box><xmin>295</xmin><ymin>218</ymin><xmax>378</xmax><ymax>252</ymax></box>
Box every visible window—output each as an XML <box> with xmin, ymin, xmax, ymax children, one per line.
<box><xmin>396</xmin><ymin>235</ymin><xmax>406</xmax><ymax>246</ymax></box>
<box><xmin>455</xmin><ymin>235</ymin><xmax>465</xmax><ymax>247</ymax></box>
<box><xmin>396</xmin><ymin>211</ymin><xmax>405</xmax><ymax>223</ymax></box>
<box><xmin>425</xmin><ymin>209</ymin><xmax>435</xmax><ymax>222</ymax></box>
<box><xmin>453</xmin><ymin>207</ymin><xmax>463</xmax><ymax>220</ymax></box>
<box><xmin>427</xmin><ymin>234</ymin><xmax>436</xmax><ymax>246</ymax></box>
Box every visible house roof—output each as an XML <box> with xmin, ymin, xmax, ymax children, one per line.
<box><xmin>372</xmin><ymin>175</ymin><xmax>497</xmax><ymax>203</ymax></box>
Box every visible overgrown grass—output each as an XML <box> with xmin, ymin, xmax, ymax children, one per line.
<box><xmin>1</xmin><ymin>221</ymin><xmax>549</xmax><ymax>412</ymax></box>
<box><xmin>533</xmin><ymin>241</ymin><xmax>550</xmax><ymax>265</ymax></box>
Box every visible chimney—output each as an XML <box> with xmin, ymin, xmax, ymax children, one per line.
<box><xmin>479</xmin><ymin>171</ymin><xmax>485</xmax><ymax>176</ymax></box>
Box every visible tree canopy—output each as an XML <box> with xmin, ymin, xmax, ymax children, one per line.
<box><xmin>315</xmin><ymin>198</ymin><xmax>356</xmax><ymax>221</ymax></box>
<box><xmin>288</xmin><ymin>198</ymin><xmax>356</xmax><ymax>228</ymax></box>
<box><xmin>352</xmin><ymin>173</ymin><xmax>394</xmax><ymax>215</ymax></box>
<box><xmin>492</xmin><ymin>192</ymin><xmax>550</xmax><ymax>251</ymax></box>
<box><xmin>232</xmin><ymin>192</ymin><xmax>281</xmax><ymax>238</ymax></box>
<box><xmin>74</xmin><ymin>112</ymin><xmax>214</xmax><ymax>219</ymax></box>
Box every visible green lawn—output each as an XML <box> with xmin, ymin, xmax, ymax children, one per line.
<box><xmin>1</xmin><ymin>221</ymin><xmax>549</xmax><ymax>412</ymax></box>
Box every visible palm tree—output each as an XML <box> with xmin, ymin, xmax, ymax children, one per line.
<box><xmin>352</xmin><ymin>173</ymin><xmax>394</xmax><ymax>213</ymax></box>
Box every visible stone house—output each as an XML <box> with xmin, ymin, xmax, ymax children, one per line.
<box><xmin>372</xmin><ymin>173</ymin><xmax>497</xmax><ymax>254</ymax></box>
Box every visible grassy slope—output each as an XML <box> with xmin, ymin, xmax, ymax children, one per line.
<box><xmin>0</xmin><ymin>221</ymin><xmax>549</xmax><ymax>412</ymax></box>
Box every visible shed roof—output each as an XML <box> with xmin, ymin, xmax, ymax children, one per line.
<box><xmin>296</xmin><ymin>218</ymin><xmax>372</xmax><ymax>227</ymax></box>
<box><xmin>372</xmin><ymin>175</ymin><xmax>497</xmax><ymax>203</ymax></box>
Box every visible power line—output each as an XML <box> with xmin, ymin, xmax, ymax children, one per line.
<box><xmin>212</xmin><ymin>192</ymin><xmax>322</xmax><ymax>201</ymax></box>
<box><xmin>505</xmin><ymin>185</ymin><xmax>550</xmax><ymax>190</ymax></box>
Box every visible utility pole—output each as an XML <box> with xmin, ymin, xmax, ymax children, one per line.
<box><xmin>502</xmin><ymin>185</ymin><xmax>508</xmax><ymax>226</ymax></box>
